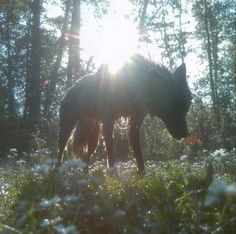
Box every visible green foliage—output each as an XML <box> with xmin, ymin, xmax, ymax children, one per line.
<box><xmin>141</xmin><ymin>115</ymin><xmax>185</xmax><ymax>161</ymax></box>
<box><xmin>0</xmin><ymin>0</ymin><xmax>235</xmax><ymax>231</ymax></box>
<box><xmin>191</xmin><ymin>0</ymin><xmax>236</xmax><ymax>150</ymax></box>
<box><xmin>1</xmin><ymin>149</ymin><xmax>236</xmax><ymax>233</ymax></box>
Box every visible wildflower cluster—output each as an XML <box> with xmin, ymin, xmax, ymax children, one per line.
<box><xmin>0</xmin><ymin>148</ymin><xmax>236</xmax><ymax>233</ymax></box>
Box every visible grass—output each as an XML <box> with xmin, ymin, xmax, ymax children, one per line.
<box><xmin>0</xmin><ymin>149</ymin><xmax>236</xmax><ymax>234</ymax></box>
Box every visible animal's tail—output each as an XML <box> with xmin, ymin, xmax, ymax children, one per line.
<box><xmin>71</xmin><ymin>118</ymin><xmax>100</xmax><ymax>162</ymax></box>
<box><xmin>71</xmin><ymin>120</ymin><xmax>89</xmax><ymax>157</ymax></box>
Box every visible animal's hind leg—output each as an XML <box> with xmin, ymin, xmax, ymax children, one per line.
<box><xmin>72</xmin><ymin>124</ymin><xmax>85</xmax><ymax>158</ymax></box>
<box><xmin>72</xmin><ymin>119</ymin><xmax>100</xmax><ymax>172</ymax></box>
<box><xmin>58</xmin><ymin>121</ymin><xmax>75</xmax><ymax>164</ymax></box>
<box><xmin>82</xmin><ymin>120</ymin><xmax>100</xmax><ymax>172</ymax></box>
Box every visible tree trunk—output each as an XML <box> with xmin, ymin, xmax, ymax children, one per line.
<box><xmin>44</xmin><ymin>0</ymin><xmax>71</xmax><ymax>119</ymax></box>
<box><xmin>26</xmin><ymin>0</ymin><xmax>41</xmax><ymax>132</ymax></box>
<box><xmin>23</xmin><ymin>14</ymin><xmax>31</xmax><ymax>120</ymax></box>
<box><xmin>212</xmin><ymin>33</ymin><xmax>221</xmax><ymax>123</ymax></box>
<box><xmin>203</xmin><ymin>1</ymin><xmax>215</xmax><ymax>107</ymax></box>
<box><xmin>138</xmin><ymin>0</ymin><xmax>149</xmax><ymax>36</ymax></box>
<box><xmin>203</xmin><ymin>0</ymin><xmax>220</xmax><ymax>130</ymax></box>
<box><xmin>6</xmin><ymin>3</ymin><xmax>16</xmax><ymax>117</ymax></box>
<box><xmin>177</xmin><ymin>0</ymin><xmax>186</xmax><ymax>63</ymax></box>
<box><xmin>161</xmin><ymin>0</ymin><xmax>173</xmax><ymax>69</ymax></box>
<box><xmin>66</xmin><ymin>0</ymin><xmax>81</xmax><ymax>88</ymax></box>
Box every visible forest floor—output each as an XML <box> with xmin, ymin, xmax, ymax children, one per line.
<box><xmin>0</xmin><ymin>148</ymin><xmax>236</xmax><ymax>234</ymax></box>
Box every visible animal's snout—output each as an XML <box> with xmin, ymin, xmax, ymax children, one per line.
<box><xmin>162</xmin><ymin>116</ymin><xmax>189</xmax><ymax>141</ymax></box>
<box><xmin>172</xmin><ymin>131</ymin><xmax>189</xmax><ymax>140</ymax></box>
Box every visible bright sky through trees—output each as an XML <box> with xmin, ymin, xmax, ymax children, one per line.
<box><xmin>82</xmin><ymin>0</ymin><xmax>203</xmax><ymax>84</ymax></box>
<box><xmin>81</xmin><ymin>0</ymin><xmax>140</xmax><ymax>72</ymax></box>
<box><xmin>95</xmin><ymin>16</ymin><xmax>139</xmax><ymax>71</ymax></box>
<box><xmin>47</xmin><ymin>0</ymin><xmax>202</xmax><ymax>85</ymax></box>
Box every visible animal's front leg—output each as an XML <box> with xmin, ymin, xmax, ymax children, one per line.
<box><xmin>103</xmin><ymin>119</ymin><xmax>117</xmax><ymax>175</ymax></box>
<box><xmin>129</xmin><ymin>118</ymin><xmax>145</xmax><ymax>175</ymax></box>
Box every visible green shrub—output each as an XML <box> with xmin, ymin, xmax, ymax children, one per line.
<box><xmin>1</xmin><ymin>148</ymin><xmax>236</xmax><ymax>233</ymax></box>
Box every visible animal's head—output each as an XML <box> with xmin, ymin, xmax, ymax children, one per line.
<box><xmin>146</xmin><ymin>63</ymin><xmax>192</xmax><ymax>140</ymax></box>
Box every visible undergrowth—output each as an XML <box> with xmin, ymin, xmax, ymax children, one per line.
<box><xmin>0</xmin><ymin>149</ymin><xmax>236</xmax><ymax>234</ymax></box>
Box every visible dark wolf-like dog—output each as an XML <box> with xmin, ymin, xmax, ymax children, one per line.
<box><xmin>58</xmin><ymin>54</ymin><xmax>192</xmax><ymax>174</ymax></box>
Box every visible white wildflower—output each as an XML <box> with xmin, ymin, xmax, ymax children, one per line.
<box><xmin>205</xmin><ymin>178</ymin><xmax>236</xmax><ymax>207</ymax></box>
<box><xmin>55</xmin><ymin>224</ymin><xmax>79</xmax><ymax>234</ymax></box>
<box><xmin>59</xmin><ymin>159</ymin><xmax>82</xmax><ymax>174</ymax></box>
<box><xmin>180</xmin><ymin>155</ymin><xmax>188</xmax><ymax>161</ymax></box>
<box><xmin>41</xmin><ymin>216</ymin><xmax>62</xmax><ymax>228</ymax></box>
<box><xmin>114</xmin><ymin>209</ymin><xmax>126</xmax><ymax>218</ymax></box>
<box><xmin>40</xmin><ymin>195</ymin><xmax>61</xmax><ymax>208</ymax></box>
<box><xmin>225</xmin><ymin>183</ymin><xmax>236</xmax><ymax>197</ymax></box>
<box><xmin>64</xmin><ymin>194</ymin><xmax>79</xmax><ymax>202</ymax></box>
<box><xmin>32</xmin><ymin>164</ymin><xmax>50</xmax><ymax>176</ymax></box>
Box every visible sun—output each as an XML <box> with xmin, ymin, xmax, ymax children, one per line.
<box><xmin>96</xmin><ymin>16</ymin><xmax>139</xmax><ymax>72</ymax></box>
<box><xmin>81</xmin><ymin>0</ymin><xmax>139</xmax><ymax>73</ymax></box>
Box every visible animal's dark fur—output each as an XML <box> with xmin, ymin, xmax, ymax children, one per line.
<box><xmin>58</xmin><ymin>54</ymin><xmax>192</xmax><ymax>173</ymax></box>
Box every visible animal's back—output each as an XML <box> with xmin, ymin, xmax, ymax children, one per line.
<box><xmin>60</xmin><ymin>55</ymin><xmax>155</xmax><ymax>120</ymax></box>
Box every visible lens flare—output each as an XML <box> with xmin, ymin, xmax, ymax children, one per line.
<box><xmin>97</xmin><ymin>16</ymin><xmax>139</xmax><ymax>73</ymax></box>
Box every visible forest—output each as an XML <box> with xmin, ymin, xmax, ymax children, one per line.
<box><xmin>0</xmin><ymin>0</ymin><xmax>235</xmax><ymax>233</ymax></box>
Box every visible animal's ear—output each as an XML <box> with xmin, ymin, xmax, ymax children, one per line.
<box><xmin>173</xmin><ymin>63</ymin><xmax>186</xmax><ymax>82</ymax></box>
